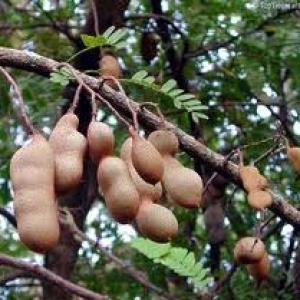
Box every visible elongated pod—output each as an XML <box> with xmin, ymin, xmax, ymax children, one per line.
<box><xmin>87</xmin><ymin>120</ymin><xmax>114</xmax><ymax>164</ymax></box>
<box><xmin>148</xmin><ymin>130</ymin><xmax>203</xmax><ymax>208</ymax></box>
<box><xmin>120</xmin><ymin>137</ymin><xmax>162</xmax><ymax>202</ymax></box>
<box><xmin>287</xmin><ymin>145</ymin><xmax>300</xmax><ymax>174</ymax></box>
<box><xmin>130</xmin><ymin>129</ymin><xmax>164</xmax><ymax>185</ymax></box>
<box><xmin>135</xmin><ymin>200</ymin><xmax>178</xmax><ymax>242</ymax></box>
<box><xmin>10</xmin><ymin>134</ymin><xmax>59</xmax><ymax>253</ymax></box>
<box><xmin>49</xmin><ymin>113</ymin><xmax>87</xmax><ymax>193</ymax></box>
<box><xmin>97</xmin><ymin>156</ymin><xmax>140</xmax><ymax>223</ymax></box>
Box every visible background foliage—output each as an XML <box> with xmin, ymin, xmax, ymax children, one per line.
<box><xmin>0</xmin><ymin>0</ymin><xmax>299</xmax><ymax>299</ymax></box>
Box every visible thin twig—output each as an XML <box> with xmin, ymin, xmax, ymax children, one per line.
<box><xmin>57</xmin><ymin>63</ymin><xmax>132</xmax><ymax>129</ymax></box>
<box><xmin>0</xmin><ymin>67</ymin><xmax>35</xmax><ymax>135</ymax></box>
<box><xmin>0</xmin><ymin>254</ymin><xmax>109</xmax><ymax>300</ymax></box>
<box><xmin>102</xmin><ymin>75</ymin><xmax>138</xmax><ymax>130</ymax></box>
<box><xmin>68</xmin><ymin>82</ymin><xmax>83</xmax><ymax>113</ymax></box>
<box><xmin>89</xmin><ymin>0</ymin><xmax>99</xmax><ymax>36</ymax></box>
<box><xmin>60</xmin><ymin>209</ymin><xmax>176</xmax><ymax>300</ymax></box>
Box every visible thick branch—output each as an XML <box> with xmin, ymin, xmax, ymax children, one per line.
<box><xmin>0</xmin><ymin>47</ymin><xmax>300</xmax><ymax>228</ymax></box>
<box><xmin>0</xmin><ymin>254</ymin><xmax>109</xmax><ymax>300</ymax></box>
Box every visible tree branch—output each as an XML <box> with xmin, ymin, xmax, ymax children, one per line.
<box><xmin>0</xmin><ymin>254</ymin><xmax>109</xmax><ymax>300</ymax></box>
<box><xmin>60</xmin><ymin>209</ymin><xmax>176</xmax><ymax>300</ymax></box>
<box><xmin>0</xmin><ymin>47</ymin><xmax>300</xmax><ymax>228</ymax></box>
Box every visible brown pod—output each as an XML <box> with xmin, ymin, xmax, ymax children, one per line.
<box><xmin>97</xmin><ymin>156</ymin><xmax>140</xmax><ymax>223</ymax></box>
<box><xmin>234</xmin><ymin>237</ymin><xmax>265</xmax><ymax>264</ymax></box>
<box><xmin>163</xmin><ymin>156</ymin><xmax>203</xmax><ymax>208</ymax></box>
<box><xmin>130</xmin><ymin>130</ymin><xmax>164</xmax><ymax>184</ymax></box>
<box><xmin>149</xmin><ymin>130</ymin><xmax>203</xmax><ymax>208</ymax></box>
<box><xmin>247</xmin><ymin>190</ymin><xmax>272</xmax><ymax>210</ymax></box>
<box><xmin>120</xmin><ymin>137</ymin><xmax>162</xmax><ymax>202</ymax></box>
<box><xmin>287</xmin><ymin>146</ymin><xmax>300</xmax><ymax>174</ymax></box>
<box><xmin>239</xmin><ymin>166</ymin><xmax>268</xmax><ymax>192</ymax></box>
<box><xmin>87</xmin><ymin>120</ymin><xmax>114</xmax><ymax>164</ymax></box>
<box><xmin>148</xmin><ymin>130</ymin><xmax>179</xmax><ymax>157</ymax></box>
<box><xmin>10</xmin><ymin>134</ymin><xmax>59</xmax><ymax>253</ymax></box>
<box><xmin>246</xmin><ymin>252</ymin><xmax>270</xmax><ymax>283</ymax></box>
<box><xmin>99</xmin><ymin>54</ymin><xmax>121</xmax><ymax>79</ymax></box>
<box><xmin>49</xmin><ymin>113</ymin><xmax>87</xmax><ymax>193</ymax></box>
<box><xmin>136</xmin><ymin>200</ymin><xmax>178</xmax><ymax>242</ymax></box>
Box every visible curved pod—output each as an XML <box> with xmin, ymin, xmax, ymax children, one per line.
<box><xmin>135</xmin><ymin>201</ymin><xmax>178</xmax><ymax>242</ymax></box>
<box><xmin>120</xmin><ymin>137</ymin><xmax>162</xmax><ymax>202</ymax></box>
<box><xmin>10</xmin><ymin>134</ymin><xmax>59</xmax><ymax>253</ymax></box>
<box><xmin>87</xmin><ymin>120</ymin><xmax>114</xmax><ymax>164</ymax></box>
<box><xmin>49</xmin><ymin>113</ymin><xmax>87</xmax><ymax>193</ymax></box>
<box><xmin>148</xmin><ymin>130</ymin><xmax>203</xmax><ymax>208</ymax></box>
<box><xmin>131</xmin><ymin>130</ymin><xmax>164</xmax><ymax>185</ymax></box>
<box><xmin>97</xmin><ymin>156</ymin><xmax>140</xmax><ymax>224</ymax></box>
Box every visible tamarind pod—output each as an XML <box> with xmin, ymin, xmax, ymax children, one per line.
<box><xmin>239</xmin><ymin>166</ymin><xmax>268</xmax><ymax>192</ymax></box>
<box><xmin>135</xmin><ymin>200</ymin><xmax>178</xmax><ymax>242</ymax></box>
<box><xmin>10</xmin><ymin>134</ymin><xmax>59</xmax><ymax>253</ymax></box>
<box><xmin>148</xmin><ymin>130</ymin><xmax>203</xmax><ymax>208</ymax></box>
<box><xmin>97</xmin><ymin>156</ymin><xmax>140</xmax><ymax>224</ymax></box>
<box><xmin>163</xmin><ymin>156</ymin><xmax>203</xmax><ymax>208</ymax></box>
<box><xmin>120</xmin><ymin>137</ymin><xmax>162</xmax><ymax>202</ymax></box>
<box><xmin>49</xmin><ymin>113</ymin><xmax>87</xmax><ymax>193</ymax></box>
<box><xmin>287</xmin><ymin>147</ymin><xmax>300</xmax><ymax>174</ymax></box>
<box><xmin>233</xmin><ymin>237</ymin><xmax>266</xmax><ymax>264</ymax></box>
<box><xmin>87</xmin><ymin>120</ymin><xmax>114</xmax><ymax>164</ymax></box>
<box><xmin>246</xmin><ymin>252</ymin><xmax>270</xmax><ymax>283</ymax></box>
<box><xmin>130</xmin><ymin>130</ymin><xmax>164</xmax><ymax>184</ymax></box>
<box><xmin>247</xmin><ymin>190</ymin><xmax>272</xmax><ymax>210</ymax></box>
<box><xmin>148</xmin><ymin>130</ymin><xmax>179</xmax><ymax>156</ymax></box>
<box><xmin>99</xmin><ymin>55</ymin><xmax>121</xmax><ymax>79</ymax></box>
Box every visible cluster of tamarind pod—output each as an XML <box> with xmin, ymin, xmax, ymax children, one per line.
<box><xmin>232</xmin><ymin>140</ymin><xmax>300</xmax><ymax>283</ymax></box>
<box><xmin>10</xmin><ymin>109</ymin><xmax>204</xmax><ymax>254</ymax></box>
<box><xmin>95</xmin><ymin>125</ymin><xmax>203</xmax><ymax>242</ymax></box>
<box><xmin>239</xmin><ymin>164</ymin><xmax>272</xmax><ymax>211</ymax></box>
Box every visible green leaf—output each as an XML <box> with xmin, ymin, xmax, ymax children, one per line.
<box><xmin>103</xmin><ymin>26</ymin><xmax>116</xmax><ymax>38</ymax></box>
<box><xmin>107</xmin><ymin>29</ymin><xmax>127</xmax><ymax>45</ymax></box>
<box><xmin>161</xmin><ymin>79</ymin><xmax>177</xmax><ymax>93</ymax></box>
<box><xmin>124</xmin><ymin>70</ymin><xmax>208</xmax><ymax>119</ymax></box>
<box><xmin>132</xmin><ymin>70</ymin><xmax>148</xmax><ymax>80</ymax></box>
<box><xmin>168</xmin><ymin>89</ymin><xmax>185</xmax><ymax>97</ymax></box>
<box><xmin>130</xmin><ymin>238</ymin><xmax>211</xmax><ymax>290</ymax></box>
<box><xmin>175</xmin><ymin>94</ymin><xmax>196</xmax><ymax>101</ymax></box>
<box><xmin>50</xmin><ymin>67</ymin><xmax>73</xmax><ymax>87</ymax></box>
<box><xmin>131</xmin><ymin>238</ymin><xmax>171</xmax><ymax>259</ymax></box>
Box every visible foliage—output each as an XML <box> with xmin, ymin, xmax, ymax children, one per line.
<box><xmin>123</xmin><ymin>71</ymin><xmax>208</xmax><ymax>122</ymax></box>
<box><xmin>131</xmin><ymin>238</ymin><xmax>212</xmax><ymax>290</ymax></box>
<box><xmin>81</xmin><ymin>26</ymin><xmax>128</xmax><ymax>50</ymax></box>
